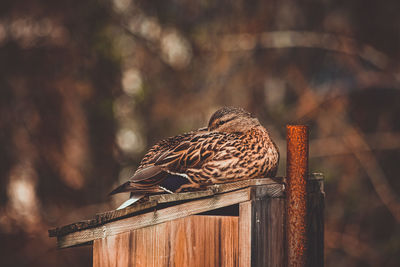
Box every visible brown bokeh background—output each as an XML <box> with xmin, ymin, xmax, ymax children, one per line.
<box><xmin>1</xmin><ymin>0</ymin><xmax>399</xmax><ymax>266</ymax></box>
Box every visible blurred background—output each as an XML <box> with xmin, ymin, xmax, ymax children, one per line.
<box><xmin>0</xmin><ymin>0</ymin><xmax>399</xmax><ymax>266</ymax></box>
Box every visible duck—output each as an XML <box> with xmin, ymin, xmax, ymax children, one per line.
<box><xmin>110</xmin><ymin>107</ymin><xmax>279</xmax><ymax>209</ymax></box>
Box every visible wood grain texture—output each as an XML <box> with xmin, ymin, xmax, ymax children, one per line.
<box><xmin>49</xmin><ymin>178</ymin><xmax>283</xmax><ymax>238</ymax></box>
<box><xmin>241</xmin><ymin>187</ymin><xmax>286</xmax><ymax>267</ymax></box>
<box><xmin>57</xmin><ymin>188</ymin><xmax>250</xmax><ymax>248</ymax></box>
<box><xmin>306</xmin><ymin>179</ymin><xmax>325</xmax><ymax>267</ymax></box>
<box><xmin>50</xmin><ymin>176</ymin><xmax>324</xmax><ymax>267</ymax></box>
<box><xmin>93</xmin><ymin>215</ymin><xmax>238</xmax><ymax>267</ymax></box>
<box><xmin>50</xmin><ymin>176</ymin><xmax>325</xmax><ymax>238</ymax></box>
<box><xmin>238</xmin><ymin>190</ymin><xmax>287</xmax><ymax>267</ymax></box>
<box><xmin>251</xmin><ymin>197</ymin><xmax>285</xmax><ymax>266</ymax></box>
<box><xmin>48</xmin><ymin>201</ymin><xmax>158</xmax><ymax>237</ymax></box>
<box><xmin>239</xmin><ymin>201</ymin><xmax>252</xmax><ymax>267</ymax></box>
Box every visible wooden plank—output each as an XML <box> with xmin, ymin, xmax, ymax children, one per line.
<box><xmin>50</xmin><ymin>178</ymin><xmax>318</xmax><ymax>242</ymax></box>
<box><xmin>148</xmin><ymin>189</ymin><xmax>214</xmax><ymax>203</ymax></box>
<box><xmin>306</xmin><ymin>179</ymin><xmax>325</xmax><ymax>267</ymax></box>
<box><xmin>48</xmin><ymin>219</ymin><xmax>94</xmax><ymax>238</ymax></box>
<box><xmin>57</xmin><ymin>188</ymin><xmax>251</xmax><ymax>248</ymax></box>
<box><xmin>49</xmin><ymin>201</ymin><xmax>157</xmax><ymax>237</ymax></box>
<box><xmin>93</xmin><ymin>231</ymin><xmax>131</xmax><ymax>267</ymax></box>
<box><xmin>239</xmin><ymin>201</ymin><xmax>252</xmax><ymax>267</ymax></box>
<box><xmin>49</xmin><ymin>178</ymin><xmax>284</xmax><ymax>238</ymax></box>
<box><xmin>257</xmin><ymin>197</ymin><xmax>286</xmax><ymax>266</ymax></box>
<box><xmin>238</xmin><ymin>187</ymin><xmax>286</xmax><ymax>267</ymax></box>
<box><xmin>252</xmin><ymin>188</ymin><xmax>286</xmax><ymax>267</ymax></box>
<box><xmin>148</xmin><ymin>177</ymin><xmax>283</xmax><ymax>203</ymax></box>
<box><xmin>212</xmin><ymin>178</ymin><xmax>283</xmax><ymax>194</ymax></box>
<box><xmin>94</xmin><ymin>201</ymin><xmax>157</xmax><ymax>224</ymax></box>
<box><xmin>93</xmin><ymin>215</ymin><xmax>238</xmax><ymax>267</ymax></box>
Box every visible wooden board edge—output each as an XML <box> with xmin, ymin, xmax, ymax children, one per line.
<box><xmin>57</xmin><ymin>188</ymin><xmax>252</xmax><ymax>248</ymax></box>
<box><xmin>49</xmin><ymin>177</ymin><xmax>285</xmax><ymax>237</ymax></box>
<box><xmin>148</xmin><ymin>189</ymin><xmax>214</xmax><ymax>203</ymax></box>
<box><xmin>49</xmin><ymin>201</ymin><xmax>158</xmax><ymax>237</ymax></box>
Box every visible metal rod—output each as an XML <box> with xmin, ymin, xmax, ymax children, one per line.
<box><xmin>286</xmin><ymin>125</ymin><xmax>309</xmax><ymax>267</ymax></box>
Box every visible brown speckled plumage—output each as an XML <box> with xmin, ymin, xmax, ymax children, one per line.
<box><xmin>110</xmin><ymin>107</ymin><xmax>279</xmax><ymax>205</ymax></box>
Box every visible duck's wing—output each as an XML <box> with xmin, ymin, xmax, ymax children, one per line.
<box><xmin>109</xmin><ymin>130</ymin><xmax>206</xmax><ymax>195</ymax></box>
<box><xmin>137</xmin><ymin>127</ymin><xmax>208</xmax><ymax>169</ymax></box>
<box><xmin>138</xmin><ymin>133</ymin><xmax>194</xmax><ymax>168</ymax></box>
<box><xmin>155</xmin><ymin>131</ymin><xmax>277</xmax><ymax>186</ymax></box>
<box><xmin>153</xmin><ymin>132</ymin><xmax>234</xmax><ymax>174</ymax></box>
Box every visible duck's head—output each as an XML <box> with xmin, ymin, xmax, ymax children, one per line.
<box><xmin>208</xmin><ymin>107</ymin><xmax>261</xmax><ymax>133</ymax></box>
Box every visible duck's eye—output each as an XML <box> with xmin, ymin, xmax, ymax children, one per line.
<box><xmin>216</xmin><ymin>116</ymin><xmax>236</xmax><ymax>127</ymax></box>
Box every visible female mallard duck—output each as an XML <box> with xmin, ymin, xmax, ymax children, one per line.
<box><xmin>111</xmin><ymin>107</ymin><xmax>279</xmax><ymax>209</ymax></box>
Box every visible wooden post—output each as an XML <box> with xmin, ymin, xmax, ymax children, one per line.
<box><xmin>239</xmin><ymin>185</ymin><xmax>286</xmax><ymax>267</ymax></box>
<box><xmin>306</xmin><ymin>175</ymin><xmax>324</xmax><ymax>267</ymax></box>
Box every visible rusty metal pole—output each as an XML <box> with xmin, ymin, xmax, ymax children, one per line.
<box><xmin>286</xmin><ymin>125</ymin><xmax>309</xmax><ymax>267</ymax></box>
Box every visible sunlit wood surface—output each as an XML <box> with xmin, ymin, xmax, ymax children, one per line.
<box><xmin>93</xmin><ymin>215</ymin><xmax>238</xmax><ymax>267</ymax></box>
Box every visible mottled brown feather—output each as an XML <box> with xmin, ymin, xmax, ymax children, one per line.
<box><xmin>110</xmin><ymin>107</ymin><xmax>279</xmax><ymax>197</ymax></box>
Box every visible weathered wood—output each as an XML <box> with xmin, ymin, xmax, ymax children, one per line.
<box><xmin>148</xmin><ymin>177</ymin><xmax>282</xmax><ymax>203</ymax></box>
<box><xmin>94</xmin><ymin>201</ymin><xmax>158</xmax><ymax>225</ymax></box>
<box><xmin>238</xmin><ymin>187</ymin><xmax>286</xmax><ymax>267</ymax></box>
<box><xmin>93</xmin><ymin>215</ymin><xmax>238</xmax><ymax>267</ymax></box>
<box><xmin>306</xmin><ymin>178</ymin><xmax>325</xmax><ymax>267</ymax></box>
<box><xmin>49</xmin><ymin>176</ymin><xmax>324</xmax><ymax>267</ymax></box>
<box><xmin>93</xmin><ymin>231</ymin><xmax>131</xmax><ymax>267</ymax></box>
<box><xmin>49</xmin><ymin>178</ymin><xmax>283</xmax><ymax>238</ymax></box>
<box><xmin>253</xmin><ymin>197</ymin><xmax>285</xmax><ymax>267</ymax></box>
<box><xmin>48</xmin><ymin>201</ymin><xmax>158</xmax><ymax>237</ymax></box>
<box><xmin>49</xmin><ymin>176</ymin><xmax>324</xmax><ymax>239</ymax></box>
<box><xmin>212</xmin><ymin>177</ymin><xmax>284</xmax><ymax>194</ymax></box>
<box><xmin>239</xmin><ymin>201</ymin><xmax>252</xmax><ymax>267</ymax></box>
<box><xmin>148</xmin><ymin>189</ymin><xmax>214</xmax><ymax>203</ymax></box>
<box><xmin>57</xmin><ymin>188</ymin><xmax>251</xmax><ymax>248</ymax></box>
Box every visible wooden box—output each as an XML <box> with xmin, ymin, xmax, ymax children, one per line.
<box><xmin>49</xmin><ymin>176</ymin><xmax>324</xmax><ymax>267</ymax></box>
